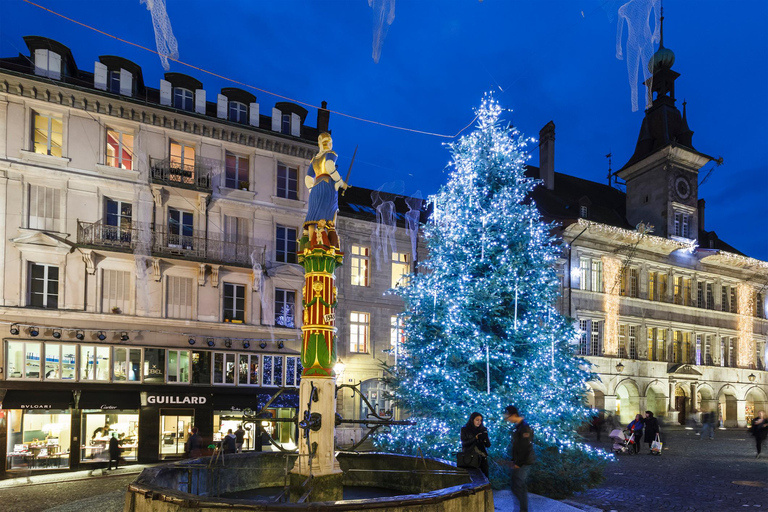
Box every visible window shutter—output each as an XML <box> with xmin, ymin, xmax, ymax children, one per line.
<box><xmin>94</xmin><ymin>61</ymin><xmax>107</xmax><ymax>90</ymax></box>
<box><xmin>48</xmin><ymin>52</ymin><xmax>61</xmax><ymax>80</ymax></box>
<box><xmin>271</xmin><ymin>108</ymin><xmax>281</xmax><ymax>131</ymax></box>
<box><xmin>34</xmin><ymin>49</ymin><xmax>48</xmax><ymax>76</ymax></box>
<box><xmin>290</xmin><ymin>113</ymin><xmax>301</xmax><ymax>137</ymax></box>
<box><xmin>217</xmin><ymin>94</ymin><xmax>227</xmax><ymax>119</ymax></box>
<box><xmin>160</xmin><ymin>79</ymin><xmax>172</xmax><ymax>106</ymax></box>
<box><xmin>119</xmin><ymin>69</ymin><xmax>133</xmax><ymax>96</ymax></box>
<box><xmin>249</xmin><ymin>102</ymin><xmax>259</xmax><ymax>127</ymax></box>
<box><xmin>194</xmin><ymin>89</ymin><xmax>206</xmax><ymax>114</ymax></box>
<box><xmin>29</xmin><ymin>185</ymin><xmax>61</xmax><ymax>231</ymax></box>
<box><xmin>167</xmin><ymin>276</ymin><xmax>193</xmax><ymax>319</ymax></box>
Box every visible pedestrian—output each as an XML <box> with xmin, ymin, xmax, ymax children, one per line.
<box><xmin>185</xmin><ymin>427</ymin><xmax>203</xmax><ymax>458</ymax></box>
<box><xmin>222</xmin><ymin>428</ymin><xmax>237</xmax><ymax>454</ymax></box>
<box><xmin>108</xmin><ymin>433</ymin><xmax>121</xmax><ymax>470</ymax></box>
<box><xmin>235</xmin><ymin>424</ymin><xmax>246</xmax><ymax>453</ymax></box>
<box><xmin>750</xmin><ymin>410</ymin><xmax>768</xmax><ymax>458</ymax></box>
<box><xmin>699</xmin><ymin>411</ymin><xmax>714</xmax><ymax>440</ymax></box>
<box><xmin>590</xmin><ymin>415</ymin><xmax>604</xmax><ymax>441</ymax></box>
<box><xmin>627</xmin><ymin>414</ymin><xmax>644</xmax><ymax>454</ymax></box>
<box><xmin>503</xmin><ymin>405</ymin><xmax>535</xmax><ymax>512</ymax></box>
<box><xmin>643</xmin><ymin>411</ymin><xmax>660</xmax><ymax>453</ymax></box>
<box><xmin>460</xmin><ymin>412</ymin><xmax>491</xmax><ymax>477</ymax></box>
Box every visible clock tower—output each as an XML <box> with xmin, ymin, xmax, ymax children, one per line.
<box><xmin>615</xmin><ymin>12</ymin><xmax>715</xmax><ymax>241</ymax></box>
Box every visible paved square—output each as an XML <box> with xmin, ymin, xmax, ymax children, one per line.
<box><xmin>569</xmin><ymin>428</ymin><xmax>768</xmax><ymax>512</ymax></box>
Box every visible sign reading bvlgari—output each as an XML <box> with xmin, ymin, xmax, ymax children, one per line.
<box><xmin>146</xmin><ymin>395</ymin><xmax>207</xmax><ymax>405</ymax></box>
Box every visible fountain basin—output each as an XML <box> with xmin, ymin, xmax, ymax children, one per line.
<box><xmin>124</xmin><ymin>451</ymin><xmax>493</xmax><ymax>511</ymax></box>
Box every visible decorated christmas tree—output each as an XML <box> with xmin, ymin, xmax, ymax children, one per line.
<box><xmin>377</xmin><ymin>96</ymin><xmax>609</xmax><ymax>496</ymax></box>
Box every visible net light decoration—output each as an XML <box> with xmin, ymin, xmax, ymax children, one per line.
<box><xmin>602</xmin><ymin>256</ymin><xmax>621</xmax><ymax>357</ymax></box>
<box><xmin>737</xmin><ymin>282</ymin><xmax>755</xmax><ymax>368</ymax></box>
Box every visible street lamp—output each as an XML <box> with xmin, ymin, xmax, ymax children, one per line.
<box><xmin>748</xmin><ymin>373</ymin><xmax>756</xmax><ymax>383</ymax></box>
<box><xmin>334</xmin><ymin>359</ymin><xmax>346</xmax><ymax>376</ymax></box>
<box><xmin>615</xmin><ymin>361</ymin><xmax>625</xmax><ymax>373</ymax></box>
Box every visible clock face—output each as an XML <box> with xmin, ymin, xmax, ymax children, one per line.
<box><xmin>675</xmin><ymin>176</ymin><xmax>691</xmax><ymax>200</ymax></box>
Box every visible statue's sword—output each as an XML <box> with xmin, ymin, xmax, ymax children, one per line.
<box><xmin>341</xmin><ymin>145</ymin><xmax>358</xmax><ymax>196</ymax></box>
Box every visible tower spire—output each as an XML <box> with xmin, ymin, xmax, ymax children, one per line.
<box><xmin>659</xmin><ymin>4</ymin><xmax>665</xmax><ymax>48</ymax></box>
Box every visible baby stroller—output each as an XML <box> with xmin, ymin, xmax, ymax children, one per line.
<box><xmin>609</xmin><ymin>429</ymin><xmax>635</xmax><ymax>455</ymax></box>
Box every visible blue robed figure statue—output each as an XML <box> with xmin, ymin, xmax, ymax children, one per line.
<box><xmin>303</xmin><ymin>133</ymin><xmax>347</xmax><ymax>248</ymax></box>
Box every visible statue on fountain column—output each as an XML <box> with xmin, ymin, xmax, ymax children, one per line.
<box><xmin>303</xmin><ymin>132</ymin><xmax>347</xmax><ymax>249</ymax></box>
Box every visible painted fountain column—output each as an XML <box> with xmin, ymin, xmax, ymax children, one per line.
<box><xmin>289</xmin><ymin>132</ymin><xmax>348</xmax><ymax>502</ymax></box>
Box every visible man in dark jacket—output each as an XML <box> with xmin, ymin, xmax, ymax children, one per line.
<box><xmin>185</xmin><ymin>427</ymin><xmax>203</xmax><ymax>458</ymax></box>
<box><xmin>108</xmin><ymin>433</ymin><xmax>121</xmax><ymax>470</ymax></box>
<box><xmin>643</xmin><ymin>411</ymin><xmax>661</xmax><ymax>453</ymax></box>
<box><xmin>235</xmin><ymin>425</ymin><xmax>246</xmax><ymax>453</ymax></box>
<box><xmin>504</xmin><ymin>405</ymin><xmax>535</xmax><ymax>512</ymax></box>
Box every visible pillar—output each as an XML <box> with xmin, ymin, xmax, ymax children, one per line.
<box><xmin>690</xmin><ymin>383</ymin><xmax>698</xmax><ymax>413</ymax></box>
<box><xmin>666</xmin><ymin>381</ymin><xmax>679</xmax><ymax>424</ymax></box>
<box><xmin>290</xmin><ymin>221</ymin><xmax>344</xmax><ymax>503</ymax></box>
<box><xmin>736</xmin><ymin>399</ymin><xmax>748</xmax><ymax>428</ymax></box>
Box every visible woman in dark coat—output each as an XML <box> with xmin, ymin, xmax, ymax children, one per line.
<box><xmin>108</xmin><ymin>434</ymin><xmax>121</xmax><ymax>470</ymax></box>
<box><xmin>643</xmin><ymin>411</ymin><xmax>660</xmax><ymax>454</ymax></box>
<box><xmin>460</xmin><ymin>412</ymin><xmax>491</xmax><ymax>477</ymax></box>
<box><xmin>751</xmin><ymin>410</ymin><xmax>768</xmax><ymax>458</ymax></box>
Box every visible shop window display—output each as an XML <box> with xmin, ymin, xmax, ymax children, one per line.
<box><xmin>113</xmin><ymin>347</ymin><xmax>142</xmax><ymax>382</ymax></box>
<box><xmin>159</xmin><ymin>409</ymin><xmax>193</xmax><ymax>459</ymax></box>
<box><xmin>238</xmin><ymin>354</ymin><xmax>258</xmax><ymax>385</ymax></box>
<box><xmin>144</xmin><ymin>348</ymin><xmax>167</xmax><ymax>384</ymax></box>
<box><xmin>191</xmin><ymin>351</ymin><xmax>211</xmax><ymax>384</ymax></box>
<box><xmin>44</xmin><ymin>343</ymin><xmax>77</xmax><ymax>380</ymax></box>
<box><xmin>81</xmin><ymin>411</ymin><xmax>139</xmax><ymax>462</ymax></box>
<box><xmin>214</xmin><ymin>411</ymin><xmax>252</xmax><ymax>450</ymax></box>
<box><xmin>6</xmin><ymin>341</ymin><xmax>42</xmax><ymax>379</ymax></box>
<box><xmin>6</xmin><ymin>409</ymin><xmax>71</xmax><ymax>470</ymax></box>
<box><xmin>80</xmin><ymin>345</ymin><xmax>110</xmax><ymax>381</ymax></box>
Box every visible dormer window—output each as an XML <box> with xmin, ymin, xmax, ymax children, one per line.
<box><xmin>108</xmin><ymin>70</ymin><xmax>121</xmax><ymax>94</ymax></box>
<box><xmin>173</xmin><ymin>88</ymin><xmax>194</xmax><ymax>111</ymax></box>
<box><xmin>579</xmin><ymin>205</ymin><xmax>588</xmax><ymax>218</ymax></box>
<box><xmin>282</xmin><ymin>115</ymin><xmax>291</xmax><ymax>134</ymax></box>
<box><xmin>229</xmin><ymin>102</ymin><xmax>247</xmax><ymax>124</ymax></box>
<box><xmin>34</xmin><ymin>49</ymin><xmax>61</xmax><ymax>80</ymax></box>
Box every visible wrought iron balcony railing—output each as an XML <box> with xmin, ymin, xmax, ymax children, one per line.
<box><xmin>150</xmin><ymin>157</ymin><xmax>213</xmax><ymax>191</ymax></box>
<box><xmin>77</xmin><ymin>220</ymin><xmax>264</xmax><ymax>268</ymax></box>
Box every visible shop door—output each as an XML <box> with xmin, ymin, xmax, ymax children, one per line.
<box><xmin>159</xmin><ymin>409</ymin><xmax>194</xmax><ymax>459</ymax></box>
<box><xmin>675</xmin><ymin>396</ymin><xmax>687</xmax><ymax>425</ymax></box>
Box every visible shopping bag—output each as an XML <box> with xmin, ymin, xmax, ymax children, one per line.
<box><xmin>651</xmin><ymin>434</ymin><xmax>663</xmax><ymax>454</ymax></box>
<box><xmin>456</xmin><ymin>451</ymin><xmax>481</xmax><ymax>469</ymax></box>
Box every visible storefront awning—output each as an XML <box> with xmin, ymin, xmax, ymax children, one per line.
<box><xmin>78</xmin><ymin>391</ymin><xmax>141</xmax><ymax>410</ymax></box>
<box><xmin>1</xmin><ymin>390</ymin><xmax>73</xmax><ymax>410</ymax></box>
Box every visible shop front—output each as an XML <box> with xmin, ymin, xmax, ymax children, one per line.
<box><xmin>212</xmin><ymin>391</ymin><xmax>299</xmax><ymax>452</ymax></box>
<box><xmin>3</xmin><ymin>391</ymin><xmax>73</xmax><ymax>471</ymax></box>
<box><xmin>78</xmin><ymin>391</ymin><xmax>140</xmax><ymax>466</ymax></box>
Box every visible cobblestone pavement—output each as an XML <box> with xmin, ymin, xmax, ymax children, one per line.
<box><xmin>569</xmin><ymin>428</ymin><xmax>768</xmax><ymax>512</ymax></box>
<box><xmin>0</xmin><ymin>472</ymin><xmax>135</xmax><ymax>512</ymax></box>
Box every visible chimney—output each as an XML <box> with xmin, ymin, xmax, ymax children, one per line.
<box><xmin>317</xmin><ymin>101</ymin><xmax>330</xmax><ymax>133</ymax></box>
<box><xmin>698</xmin><ymin>198</ymin><xmax>705</xmax><ymax>233</ymax></box>
<box><xmin>539</xmin><ymin>121</ymin><xmax>555</xmax><ymax>190</ymax></box>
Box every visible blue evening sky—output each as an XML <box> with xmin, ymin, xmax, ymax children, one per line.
<box><xmin>1</xmin><ymin>0</ymin><xmax>766</xmax><ymax>259</ymax></box>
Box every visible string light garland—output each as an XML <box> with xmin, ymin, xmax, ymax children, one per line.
<box><xmin>602</xmin><ymin>256</ymin><xmax>621</xmax><ymax>357</ymax></box>
<box><xmin>737</xmin><ymin>282</ymin><xmax>755</xmax><ymax>368</ymax></box>
<box><xmin>376</xmin><ymin>96</ymin><xmax>611</xmax><ymax>487</ymax></box>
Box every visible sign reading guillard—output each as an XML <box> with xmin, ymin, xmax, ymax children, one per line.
<box><xmin>146</xmin><ymin>395</ymin><xmax>208</xmax><ymax>405</ymax></box>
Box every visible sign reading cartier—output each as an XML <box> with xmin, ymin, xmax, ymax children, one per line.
<box><xmin>146</xmin><ymin>394</ymin><xmax>207</xmax><ymax>405</ymax></box>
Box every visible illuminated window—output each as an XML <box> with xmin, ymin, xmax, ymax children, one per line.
<box><xmin>350</xmin><ymin>312</ymin><xmax>370</xmax><ymax>353</ymax></box>
<box><xmin>285</xmin><ymin>356</ymin><xmax>302</xmax><ymax>387</ymax></box>
<box><xmin>6</xmin><ymin>341</ymin><xmax>41</xmax><ymax>379</ymax></box>
<box><xmin>391</xmin><ymin>252</ymin><xmax>410</xmax><ymax>288</ymax></box>
<box><xmin>169</xmin><ymin>141</ymin><xmax>195</xmax><ymax>173</ymax></box>
<box><xmin>213</xmin><ymin>352</ymin><xmax>237</xmax><ymax>385</ymax></box>
<box><xmin>45</xmin><ymin>343</ymin><xmax>77</xmax><ymax>381</ymax></box>
<box><xmin>165</xmin><ymin>350</ymin><xmax>188</xmax><ymax>383</ymax></box>
<box><xmin>106</xmin><ymin>128</ymin><xmax>134</xmax><ymax>169</ymax></box>
<box><xmin>32</xmin><ymin>111</ymin><xmax>63</xmax><ymax>157</ymax></box>
<box><xmin>618</xmin><ymin>324</ymin><xmax>627</xmax><ymax>358</ymax></box>
<box><xmin>351</xmin><ymin>245</ymin><xmax>370</xmax><ymax>287</ymax></box>
<box><xmin>262</xmin><ymin>355</ymin><xmax>284</xmax><ymax>386</ymax></box>
<box><xmin>238</xmin><ymin>354</ymin><xmax>259</xmax><ymax>386</ymax></box>
<box><xmin>629</xmin><ymin>325</ymin><xmax>637</xmax><ymax>359</ymax></box>
<box><xmin>591</xmin><ymin>260</ymin><xmax>603</xmax><ymax>293</ymax></box>
<box><xmin>80</xmin><ymin>345</ymin><xmax>110</xmax><ymax>381</ymax></box>
<box><xmin>113</xmin><ymin>347</ymin><xmax>142</xmax><ymax>382</ymax></box>
<box><xmin>274</xmin><ymin>289</ymin><xmax>296</xmax><ymax>328</ymax></box>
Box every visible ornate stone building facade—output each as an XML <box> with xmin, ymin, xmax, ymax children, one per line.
<box><xmin>0</xmin><ymin>36</ymin><xmax>329</xmax><ymax>473</ymax></box>
<box><xmin>529</xmin><ymin>30</ymin><xmax>767</xmax><ymax>428</ymax></box>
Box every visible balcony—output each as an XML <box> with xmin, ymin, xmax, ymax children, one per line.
<box><xmin>77</xmin><ymin>220</ymin><xmax>264</xmax><ymax>268</ymax></box>
<box><xmin>150</xmin><ymin>157</ymin><xmax>213</xmax><ymax>191</ymax></box>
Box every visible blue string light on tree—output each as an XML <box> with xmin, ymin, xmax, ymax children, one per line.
<box><xmin>377</xmin><ymin>95</ymin><xmax>612</xmax><ymax>492</ymax></box>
